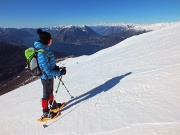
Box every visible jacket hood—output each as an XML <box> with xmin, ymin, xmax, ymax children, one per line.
<box><xmin>34</xmin><ymin>41</ymin><xmax>50</xmax><ymax>50</ymax></box>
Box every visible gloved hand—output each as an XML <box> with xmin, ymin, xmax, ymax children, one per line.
<box><xmin>60</xmin><ymin>67</ymin><xmax>66</xmax><ymax>75</ymax></box>
<box><xmin>54</xmin><ymin>65</ymin><xmax>60</xmax><ymax>70</ymax></box>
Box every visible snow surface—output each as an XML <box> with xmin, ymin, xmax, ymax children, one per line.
<box><xmin>0</xmin><ymin>23</ymin><xmax>180</xmax><ymax>135</ymax></box>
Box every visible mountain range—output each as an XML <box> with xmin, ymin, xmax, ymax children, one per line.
<box><xmin>0</xmin><ymin>22</ymin><xmax>176</xmax><ymax>56</ymax></box>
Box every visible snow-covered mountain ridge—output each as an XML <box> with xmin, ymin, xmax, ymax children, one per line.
<box><xmin>89</xmin><ymin>22</ymin><xmax>177</xmax><ymax>30</ymax></box>
<box><xmin>0</xmin><ymin>22</ymin><xmax>180</xmax><ymax>135</ymax></box>
<box><xmin>89</xmin><ymin>22</ymin><xmax>179</xmax><ymax>36</ymax></box>
<box><xmin>52</xmin><ymin>22</ymin><xmax>178</xmax><ymax>33</ymax></box>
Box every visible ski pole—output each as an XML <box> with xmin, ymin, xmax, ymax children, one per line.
<box><xmin>60</xmin><ymin>78</ymin><xmax>74</xmax><ymax>99</ymax></box>
<box><xmin>55</xmin><ymin>76</ymin><xmax>62</xmax><ymax>93</ymax></box>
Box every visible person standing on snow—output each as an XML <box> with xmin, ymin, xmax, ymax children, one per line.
<box><xmin>34</xmin><ymin>29</ymin><xmax>66</xmax><ymax>119</ymax></box>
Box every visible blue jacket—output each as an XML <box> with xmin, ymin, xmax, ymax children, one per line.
<box><xmin>34</xmin><ymin>41</ymin><xmax>60</xmax><ymax>80</ymax></box>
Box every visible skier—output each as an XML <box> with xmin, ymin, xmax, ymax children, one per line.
<box><xmin>34</xmin><ymin>29</ymin><xmax>66</xmax><ymax>119</ymax></box>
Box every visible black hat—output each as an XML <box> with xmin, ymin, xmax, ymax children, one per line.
<box><xmin>37</xmin><ymin>29</ymin><xmax>52</xmax><ymax>45</ymax></box>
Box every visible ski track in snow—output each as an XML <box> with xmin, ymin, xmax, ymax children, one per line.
<box><xmin>0</xmin><ymin>23</ymin><xmax>180</xmax><ymax>135</ymax></box>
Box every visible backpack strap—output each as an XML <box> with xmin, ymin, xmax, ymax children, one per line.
<box><xmin>35</xmin><ymin>49</ymin><xmax>50</xmax><ymax>80</ymax></box>
<box><xmin>36</xmin><ymin>49</ymin><xmax>50</xmax><ymax>61</ymax></box>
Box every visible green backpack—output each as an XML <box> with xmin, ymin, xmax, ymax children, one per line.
<box><xmin>25</xmin><ymin>48</ymin><xmax>50</xmax><ymax>76</ymax></box>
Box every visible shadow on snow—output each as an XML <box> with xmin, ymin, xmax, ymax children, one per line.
<box><xmin>61</xmin><ymin>72</ymin><xmax>132</xmax><ymax>112</ymax></box>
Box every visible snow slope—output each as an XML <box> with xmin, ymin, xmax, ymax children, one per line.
<box><xmin>0</xmin><ymin>23</ymin><xmax>180</xmax><ymax>135</ymax></box>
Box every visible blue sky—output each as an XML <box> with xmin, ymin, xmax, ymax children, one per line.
<box><xmin>0</xmin><ymin>0</ymin><xmax>180</xmax><ymax>28</ymax></box>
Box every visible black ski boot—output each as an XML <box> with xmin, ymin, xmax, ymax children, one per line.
<box><xmin>38</xmin><ymin>111</ymin><xmax>60</xmax><ymax>122</ymax></box>
<box><xmin>50</xmin><ymin>100</ymin><xmax>66</xmax><ymax>113</ymax></box>
<box><xmin>50</xmin><ymin>100</ymin><xmax>63</xmax><ymax>109</ymax></box>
